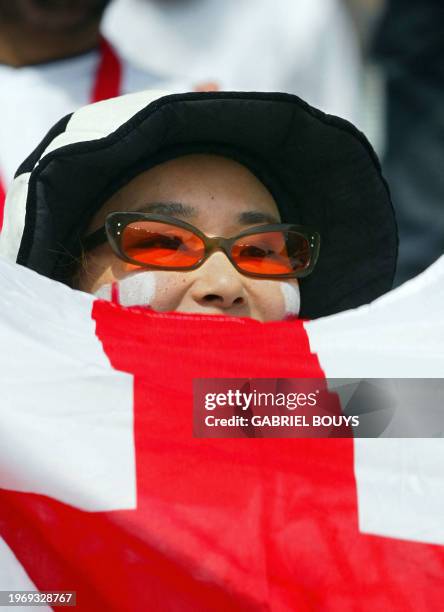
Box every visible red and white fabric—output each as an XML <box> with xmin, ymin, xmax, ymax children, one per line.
<box><xmin>0</xmin><ymin>40</ymin><xmax>185</xmax><ymax>230</ymax></box>
<box><xmin>0</xmin><ymin>254</ymin><xmax>443</xmax><ymax>611</ymax></box>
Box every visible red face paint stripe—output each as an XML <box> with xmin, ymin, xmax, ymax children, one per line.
<box><xmin>111</xmin><ymin>281</ymin><xmax>120</xmax><ymax>305</ymax></box>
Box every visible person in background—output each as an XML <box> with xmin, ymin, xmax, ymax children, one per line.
<box><xmin>0</xmin><ymin>0</ymin><xmax>182</xmax><ymax>229</ymax></box>
<box><xmin>373</xmin><ymin>0</ymin><xmax>444</xmax><ymax>284</ymax></box>
<box><xmin>104</xmin><ymin>0</ymin><xmax>363</xmax><ymax>126</ymax></box>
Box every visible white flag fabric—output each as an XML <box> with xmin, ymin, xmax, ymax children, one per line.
<box><xmin>1</xmin><ymin>255</ymin><xmax>443</xmax><ymax>611</ymax></box>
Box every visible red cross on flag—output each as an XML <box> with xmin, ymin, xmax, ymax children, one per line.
<box><xmin>0</xmin><ymin>256</ymin><xmax>443</xmax><ymax>611</ymax></box>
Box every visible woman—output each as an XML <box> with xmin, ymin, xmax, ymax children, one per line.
<box><xmin>0</xmin><ymin>90</ymin><xmax>397</xmax><ymax>319</ymax></box>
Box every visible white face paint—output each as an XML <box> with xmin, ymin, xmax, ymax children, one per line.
<box><xmin>94</xmin><ymin>272</ymin><xmax>299</xmax><ymax>320</ymax></box>
<box><xmin>279</xmin><ymin>282</ymin><xmax>301</xmax><ymax>318</ymax></box>
<box><xmin>94</xmin><ymin>271</ymin><xmax>156</xmax><ymax>307</ymax></box>
<box><xmin>94</xmin><ymin>282</ymin><xmax>112</xmax><ymax>301</ymax></box>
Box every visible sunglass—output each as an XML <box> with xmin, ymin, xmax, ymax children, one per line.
<box><xmin>83</xmin><ymin>212</ymin><xmax>321</xmax><ymax>279</ymax></box>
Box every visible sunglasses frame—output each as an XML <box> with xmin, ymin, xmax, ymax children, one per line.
<box><xmin>83</xmin><ymin>212</ymin><xmax>321</xmax><ymax>279</ymax></box>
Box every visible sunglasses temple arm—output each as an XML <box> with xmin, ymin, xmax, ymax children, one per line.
<box><xmin>82</xmin><ymin>226</ymin><xmax>108</xmax><ymax>252</ymax></box>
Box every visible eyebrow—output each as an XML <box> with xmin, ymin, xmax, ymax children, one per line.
<box><xmin>136</xmin><ymin>201</ymin><xmax>280</xmax><ymax>226</ymax></box>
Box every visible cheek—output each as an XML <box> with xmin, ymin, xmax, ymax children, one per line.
<box><xmin>94</xmin><ymin>271</ymin><xmax>157</xmax><ymax>307</ymax></box>
<box><xmin>251</xmin><ymin>280</ymin><xmax>300</xmax><ymax>321</ymax></box>
<box><xmin>148</xmin><ymin>273</ymin><xmax>190</xmax><ymax>311</ymax></box>
<box><xmin>93</xmin><ymin>271</ymin><xmax>188</xmax><ymax>310</ymax></box>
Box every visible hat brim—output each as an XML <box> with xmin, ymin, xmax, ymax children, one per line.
<box><xmin>16</xmin><ymin>91</ymin><xmax>397</xmax><ymax>319</ymax></box>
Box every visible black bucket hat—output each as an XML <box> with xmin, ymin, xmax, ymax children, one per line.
<box><xmin>0</xmin><ymin>91</ymin><xmax>397</xmax><ymax>319</ymax></box>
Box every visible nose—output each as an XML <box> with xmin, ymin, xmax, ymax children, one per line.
<box><xmin>190</xmin><ymin>251</ymin><xmax>247</xmax><ymax>310</ymax></box>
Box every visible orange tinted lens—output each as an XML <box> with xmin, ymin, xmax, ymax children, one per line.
<box><xmin>231</xmin><ymin>231</ymin><xmax>311</xmax><ymax>275</ymax></box>
<box><xmin>121</xmin><ymin>221</ymin><xmax>205</xmax><ymax>268</ymax></box>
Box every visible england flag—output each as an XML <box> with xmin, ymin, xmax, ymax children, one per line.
<box><xmin>0</xmin><ymin>254</ymin><xmax>443</xmax><ymax>611</ymax></box>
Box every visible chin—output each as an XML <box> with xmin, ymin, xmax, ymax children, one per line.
<box><xmin>20</xmin><ymin>0</ymin><xmax>105</xmax><ymax>30</ymax></box>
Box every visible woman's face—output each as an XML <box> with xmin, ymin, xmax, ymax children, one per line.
<box><xmin>77</xmin><ymin>154</ymin><xmax>300</xmax><ymax>322</ymax></box>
